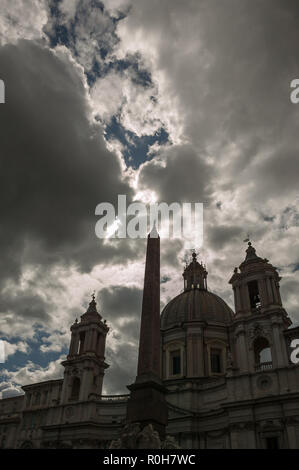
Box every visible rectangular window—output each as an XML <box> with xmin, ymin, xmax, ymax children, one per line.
<box><xmin>26</xmin><ymin>393</ymin><xmax>31</xmax><ymax>408</ymax></box>
<box><xmin>78</xmin><ymin>332</ymin><xmax>85</xmax><ymax>354</ymax></box>
<box><xmin>170</xmin><ymin>350</ymin><xmax>181</xmax><ymax>375</ymax></box>
<box><xmin>34</xmin><ymin>392</ymin><xmax>41</xmax><ymax>406</ymax></box>
<box><xmin>266</xmin><ymin>437</ymin><xmax>279</xmax><ymax>449</ymax></box>
<box><xmin>211</xmin><ymin>348</ymin><xmax>222</xmax><ymax>373</ymax></box>
<box><xmin>43</xmin><ymin>391</ymin><xmax>48</xmax><ymax>405</ymax></box>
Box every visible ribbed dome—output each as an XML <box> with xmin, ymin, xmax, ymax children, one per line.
<box><xmin>161</xmin><ymin>289</ymin><xmax>234</xmax><ymax>329</ymax></box>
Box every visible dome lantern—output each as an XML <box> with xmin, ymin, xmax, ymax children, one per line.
<box><xmin>183</xmin><ymin>251</ymin><xmax>208</xmax><ymax>291</ymax></box>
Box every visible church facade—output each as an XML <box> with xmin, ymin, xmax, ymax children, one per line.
<box><xmin>1</xmin><ymin>239</ymin><xmax>299</xmax><ymax>449</ymax></box>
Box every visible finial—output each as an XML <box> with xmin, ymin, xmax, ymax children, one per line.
<box><xmin>244</xmin><ymin>239</ymin><xmax>259</xmax><ymax>262</ymax></box>
<box><xmin>81</xmin><ymin>291</ymin><xmax>102</xmax><ymax>319</ymax></box>
<box><xmin>86</xmin><ymin>292</ymin><xmax>98</xmax><ymax>314</ymax></box>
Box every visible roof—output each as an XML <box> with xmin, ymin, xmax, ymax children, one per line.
<box><xmin>161</xmin><ymin>288</ymin><xmax>234</xmax><ymax>329</ymax></box>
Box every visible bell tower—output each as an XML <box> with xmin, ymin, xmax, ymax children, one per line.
<box><xmin>61</xmin><ymin>295</ymin><xmax>109</xmax><ymax>403</ymax></box>
<box><xmin>229</xmin><ymin>242</ymin><xmax>285</xmax><ymax>316</ymax></box>
<box><xmin>229</xmin><ymin>242</ymin><xmax>291</xmax><ymax>373</ymax></box>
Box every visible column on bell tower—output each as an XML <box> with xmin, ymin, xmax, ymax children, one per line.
<box><xmin>61</xmin><ymin>295</ymin><xmax>109</xmax><ymax>404</ymax></box>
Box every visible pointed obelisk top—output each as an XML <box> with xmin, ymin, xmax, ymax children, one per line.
<box><xmin>149</xmin><ymin>220</ymin><xmax>159</xmax><ymax>239</ymax></box>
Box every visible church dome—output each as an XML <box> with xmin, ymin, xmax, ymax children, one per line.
<box><xmin>161</xmin><ymin>288</ymin><xmax>234</xmax><ymax>329</ymax></box>
<box><xmin>161</xmin><ymin>252</ymin><xmax>234</xmax><ymax>329</ymax></box>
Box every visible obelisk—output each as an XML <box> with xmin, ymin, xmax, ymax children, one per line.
<box><xmin>126</xmin><ymin>224</ymin><xmax>168</xmax><ymax>439</ymax></box>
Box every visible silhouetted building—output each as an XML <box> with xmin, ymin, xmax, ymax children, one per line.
<box><xmin>0</xmin><ymin>239</ymin><xmax>299</xmax><ymax>449</ymax></box>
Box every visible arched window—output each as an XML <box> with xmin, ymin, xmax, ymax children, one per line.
<box><xmin>20</xmin><ymin>440</ymin><xmax>33</xmax><ymax>449</ymax></box>
<box><xmin>96</xmin><ymin>332</ymin><xmax>101</xmax><ymax>356</ymax></box>
<box><xmin>248</xmin><ymin>280</ymin><xmax>261</xmax><ymax>310</ymax></box>
<box><xmin>70</xmin><ymin>377</ymin><xmax>80</xmax><ymax>401</ymax></box>
<box><xmin>78</xmin><ymin>332</ymin><xmax>86</xmax><ymax>354</ymax></box>
<box><xmin>254</xmin><ymin>337</ymin><xmax>272</xmax><ymax>371</ymax></box>
<box><xmin>170</xmin><ymin>350</ymin><xmax>181</xmax><ymax>375</ymax></box>
<box><xmin>210</xmin><ymin>348</ymin><xmax>222</xmax><ymax>373</ymax></box>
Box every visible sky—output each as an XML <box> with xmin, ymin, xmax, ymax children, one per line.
<box><xmin>0</xmin><ymin>0</ymin><xmax>299</xmax><ymax>398</ymax></box>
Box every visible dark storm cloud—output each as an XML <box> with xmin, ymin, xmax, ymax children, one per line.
<box><xmin>281</xmin><ymin>279</ymin><xmax>299</xmax><ymax>297</ymax></box>
<box><xmin>0</xmin><ymin>40</ymin><xmax>134</xmax><ymax>286</ymax></box>
<box><xmin>0</xmin><ymin>292</ymin><xmax>50</xmax><ymax>325</ymax></box>
<box><xmin>138</xmin><ymin>144</ymin><xmax>212</xmax><ymax>203</ymax></box>
<box><xmin>100</xmin><ymin>286</ymin><xmax>142</xmax><ymax>393</ymax></box>
<box><xmin>128</xmin><ymin>0</ymin><xmax>299</xmax><ymax>208</ymax></box>
<box><xmin>207</xmin><ymin>225</ymin><xmax>243</xmax><ymax>251</ymax></box>
<box><xmin>161</xmin><ymin>239</ymin><xmax>183</xmax><ymax>268</ymax></box>
<box><xmin>192</xmin><ymin>0</ymin><xmax>299</xmax><ymax>200</ymax></box>
<box><xmin>105</xmin><ymin>342</ymin><xmax>137</xmax><ymax>394</ymax></box>
<box><xmin>99</xmin><ymin>285</ymin><xmax>142</xmax><ymax>322</ymax></box>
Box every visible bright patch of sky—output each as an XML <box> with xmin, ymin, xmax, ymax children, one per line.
<box><xmin>0</xmin><ymin>330</ymin><xmax>68</xmax><ymax>397</ymax></box>
<box><xmin>45</xmin><ymin>0</ymin><xmax>169</xmax><ymax>169</ymax></box>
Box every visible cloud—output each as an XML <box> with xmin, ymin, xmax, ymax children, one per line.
<box><xmin>115</xmin><ymin>0</ymin><xmax>299</xmax><ymax>203</ymax></box>
<box><xmin>45</xmin><ymin>0</ymin><xmax>120</xmax><ymax>73</ymax></box>
<box><xmin>113</xmin><ymin>0</ymin><xmax>299</xmax><ymax>322</ymax></box>
<box><xmin>99</xmin><ymin>285</ymin><xmax>142</xmax><ymax>393</ymax></box>
<box><xmin>0</xmin><ymin>38</ymin><xmax>142</xmax><ymax>372</ymax></box>
<box><xmin>101</xmin><ymin>0</ymin><xmax>131</xmax><ymax>18</ymax></box>
<box><xmin>138</xmin><ymin>144</ymin><xmax>212</xmax><ymax>203</ymax></box>
<box><xmin>104</xmin><ymin>342</ymin><xmax>137</xmax><ymax>394</ymax></box>
<box><xmin>1</xmin><ymin>356</ymin><xmax>65</xmax><ymax>398</ymax></box>
<box><xmin>207</xmin><ymin>225</ymin><xmax>244</xmax><ymax>251</ymax></box>
<box><xmin>91</xmin><ymin>66</ymin><xmax>169</xmax><ymax>139</ymax></box>
<box><xmin>100</xmin><ymin>285</ymin><xmax>142</xmax><ymax>321</ymax></box>
<box><xmin>0</xmin><ymin>0</ymin><xmax>48</xmax><ymax>46</ymax></box>
<box><xmin>1</xmin><ymin>340</ymin><xmax>30</xmax><ymax>360</ymax></box>
<box><xmin>0</xmin><ymin>40</ymin><xmax>133</xmax><ymax>288</ymax></box>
